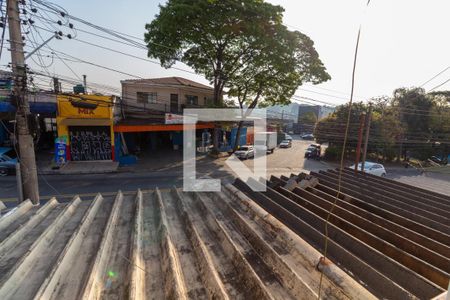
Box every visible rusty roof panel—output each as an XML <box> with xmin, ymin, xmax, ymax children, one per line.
<box><xmin>233</xmin><ymin>170</ymin><xmax>450</xmax><ymax>299</ymax></box>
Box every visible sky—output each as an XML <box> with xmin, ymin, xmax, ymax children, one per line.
<box><xmin>2</xmin><ymin>0</ymin><xmax>449</xmax><ymax>106</ymax></box>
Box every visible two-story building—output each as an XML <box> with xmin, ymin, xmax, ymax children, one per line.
<box><xmin>120</xmin><ymin>76</ymin><xmax>215</xmax><ymax>114</ymax></box>
<box><xmin>114</xmin><ymin>77</ymin><xmax>216</xmax><ymax>155</ymax></box>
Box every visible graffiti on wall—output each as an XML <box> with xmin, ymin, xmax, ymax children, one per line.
<box><xmin>69</xmin><ymin>126</ymin><xmax>112</xmax><ymax>161</ymax></box>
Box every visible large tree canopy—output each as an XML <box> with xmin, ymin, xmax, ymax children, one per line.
<box><xmin>144</xmin><ymin>0</ymin><xmax>330</xmax><ymax>108</ymax></box>
<box><xmin>315</xmin><ymin>88</ymin><xmax>450</xmax><ymax>161</ymax></box>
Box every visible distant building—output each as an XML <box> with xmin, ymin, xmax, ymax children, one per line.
<box><xmin>266</xmin><ymin>103</ymin><xmax>335</xmax><ymax>134</ymax></box>
<box><xmin>266</xmin><ymin>103</ymin><xmax>299</xmax><ymax>122</ymax></box>
<box><xmin>266</xmin><ymin>103</ymin><xmax>335</xmax><ymax>124</ymax></box>
<box><xmin>297</xmin><ymin>104</ymin><xmax>335</xmax><ymax>122</ymax></box>
<box><xmin>293</xmin><ymin>104</ymin><xmax>336</xmax><ymax>134</ymax></box>
<box><xmin>318</xmin><ymin>106</ymin><xmax>335</xmax><ymax>120</ymax></box>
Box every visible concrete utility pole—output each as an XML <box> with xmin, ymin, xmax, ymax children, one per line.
<box><xmin>361</xmin><ymin>104</ymin><xmax>372</xmax><ymax>172</ymax></box>
<box><xmin>53</xmin><ymin>77</ymin><xmax>60</xmax><ymax>93</ymax></box>
<box><xmin>83</xmin><ymin>74</ymin><xmax>87</xmax><ymax>93</ymax></box>
<box><xmin>354</xmin><ymin>112</ymin><xmax>366</xmax><ymax>175</ymax></box>
<box><xmin>7</xmin><ymin>0</ymin><xmax>40</xmax><ymax>204</ymax></box>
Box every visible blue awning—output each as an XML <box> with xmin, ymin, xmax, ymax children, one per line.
<box><xmin>0</xmin><ymin>101</ymin><xmax>14</xmax><ymax>113</ymax></box>
<box><xmin>0</xmin><ymin>101</ymin><xmax>56</xmax><ymax>114</ymax></box>
<box><xmin>30</xmin><ymin>102</ymin><xmax>57</xmax><ymax>114</ymax></box>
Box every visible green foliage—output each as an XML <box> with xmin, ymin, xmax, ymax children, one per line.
<box><xmin>144</xmin><ymin>0</ymin><xmax>330</xmax><ymax>108</ymax></box>
<box><xmin>315</xmin><ymin>88</ymin><xmax>450</xmax><ymax>162</ymax></box>
<box><xmin>298</xmin><ymin>111</ymin><xmax>318</xmax><ymax>125</ymax></box>
<box><xmin>314</xmin><ymin>102</ymin><xmax>368</xmax><ymax>147</ymax></box>
<box><xmin>392</xmin><ymin>87</ymin><xmax>434</xmax><ymax>140</ymax></box>
<box><xmin>324</xmin><ymin>145</ymin><xmax>342</xmax><ymax>160</ymax></box>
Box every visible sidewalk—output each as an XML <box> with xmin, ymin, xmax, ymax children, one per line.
<box><xmin>38</xmin><ymin>156</ymin><xmax>119</xmax><ymax>175</ymax></box>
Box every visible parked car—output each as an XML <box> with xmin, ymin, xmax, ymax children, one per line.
<box><xmin>234</xmin><ymin>145</ymin><xmax>254</xmax><ymax>159</ymax></box>
<box><xmin>301</xmin><ymin>133</ymin><xmax>314</xmax><ymax>140</ymax></box>
<box><xmin>349</xmin><ymin>162</ymin><xmax>387</xmax><ymax>177</ymax></box>
<box><xmin>304</xmin><ymin>144</ymin><xmax>321</xmax><ymax>159</ymax></box>
<box><xmin>284</xmin><ymin>134</ymin><xmax>293</xmax><ymax>141</ymax></box>
<box><xmin>0</xmin><ymin>147</ymin><xmax>18</xmax><ymax>176</ymax></box>
<box><xmin>279</xmin><ymin>140</ymin><xmax>292</xmax><ymax>148</ymax></box>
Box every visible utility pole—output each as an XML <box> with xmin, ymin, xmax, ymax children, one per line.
<box><xmin>53</xmin><ymin>77</ymin><xmax>60</xmax><ymax>93</ymax></box>
<box><xmin>83</xmin><ymin>74</ymin><xmax>87</xmax><ymax>94</ymax></box>
<box><xmin>361</xmin><ymin>104</ymin><xmax>372</xmax><ymax>172</ymax></box>
<box><xmin>354</xmin><ymin>112</ymin><xmax>366</xmax><ymax>175</ymax></box>
<box><xmin>7</xmin><ymin>0</ymin><xmax>40</xmax><ymax>204</ymax></box>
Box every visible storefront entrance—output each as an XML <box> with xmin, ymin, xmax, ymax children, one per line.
<box><xmin>69</xmin><ymin>126</ymin><xmax>112</xmax><ymax>161</ymax></box>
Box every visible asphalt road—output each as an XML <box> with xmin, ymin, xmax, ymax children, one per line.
<box><xmin>1</xmin><ymin>136</ymin><xmax>448</xmax><ymax>205</ymax></box>
<box><xmin>0</xmin><ymin>137</ymin><xmax>325</xmax><ymax>203</ymax></box>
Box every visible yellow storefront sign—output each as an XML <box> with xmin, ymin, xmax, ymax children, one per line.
<box><xmin>56</xmin><ymin>94</ymin><xmax>115</xmax><ymax>161</ymax></box>
<box><xmin>57</xmin><ymin>94</ymin><xmax>113</xmax><ymax>119</ymax></box>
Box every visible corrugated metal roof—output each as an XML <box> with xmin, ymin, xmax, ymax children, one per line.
<box><xmin>234</xmin><ymin>169</ymin><xmax>450</xmax><ymax>299</ymax></box>
<box><xmin>0</xmin><ymin>185</ymin><xmax>373</xmax><ymax>299</ymax></box>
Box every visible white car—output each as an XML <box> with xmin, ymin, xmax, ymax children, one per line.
<box><xmin>349</xmin><ymin>162</ymin><xmax>387</xmax><ymax>177</ymax></box>
<box><xmin>234</xmin><ymin>145</ymin><xmax>254</xmax><ymax>159</ymax></box>
<box><xmin>279</xmin><ymin>140</ymin><xmax>292</xmax><ymax>148</ymax></box>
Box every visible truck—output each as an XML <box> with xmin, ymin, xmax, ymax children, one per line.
<box><xmin>254</xmin><ymin>132</ymin><xmax>277</xmax><ymax>154</ymax></box>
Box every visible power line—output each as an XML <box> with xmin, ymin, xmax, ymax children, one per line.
<box><xmin>292</xmin><ymin>95</ymin><xmax>337</xmax><ymax>107</ymax></box>
<box><xmin>30</xmin><ymin>23</ymin><xmax>198</xmax><ymax>76</ymax></box>
<box><xmin>429</xmin><ymin>77</ymin><xmax>450</xmax><ymax>92</ymax></box>
<box><xmin>303</xmin><ymin>83</ymin><xmax>369</xmax><ymax>99</ymax></box>
<box><xmin>297</xmin><ymin>87</ymin><xmax>361</xmax><ymax>102</ymax></box>
<box><xmin>420</xmin><ymin>66</ymin><xmax>450</xmax><ymax>87</ymax></box>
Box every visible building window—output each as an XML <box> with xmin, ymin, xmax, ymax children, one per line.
<box><xmin>137</xmin><ymin>92</ymin><xmax>157</xmax><ymax>104</ymax></box>
<box><xmin>186</xmin><ymin>95</ymin><xmax>198</xmax><ymax>105</ymax></box>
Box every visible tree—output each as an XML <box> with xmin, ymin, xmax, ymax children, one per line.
<box><xmin>144</xmin><ymin>0</ymin><xmax>279</xmax><ymax>106</ymax></box>
<box><xmin>429</xmin><ymin>93</ymin><xmax>450</xmax><ymax>160</ymax></box>
<box><xmin>314</xmin><ymin>101</ymin><xmax>403</xmax><ymax>161</ymax></box>
<box><xmin>145</xmin><ymin>0</ymin><xmax>330</xmax><ymax>151</ymax></box>
<box><xmin>299</xmin><ymin>111</ymin><xmax>318</xmax><ymax>124</ymax></box>
<box><xmin>392</xmin><ymin>88</ymin><xmax>435</xmax><ymax>160</ymax></box>
<box><xmin>315</xmin><ymin>102</ymin><xmax>367</xmax><ymax>149</ymax></box>
<box><xmin>315</xmin><ymin>88</ymin><xmax>450</xmax><ymax>163</ymax></box>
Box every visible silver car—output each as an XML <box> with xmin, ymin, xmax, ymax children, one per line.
<box><xmin>234</xmin><ymin>145</ymin><xmax>254</xmax><ymax>160</ymax></box>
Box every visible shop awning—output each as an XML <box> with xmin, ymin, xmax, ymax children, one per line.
<box><xmin>114</xmin><ymin>123</ymin><xmax>214</xmax><ymax>132</ymax></box>
<box><xmin>59</xmin><ymin>118</ymin><xmax>111</xmax><ymax>126</ymax></box>
<box><xmin>0</xmin><ymin>101</ymin><xmax>56</xmax><ymax>115</ymax></box>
